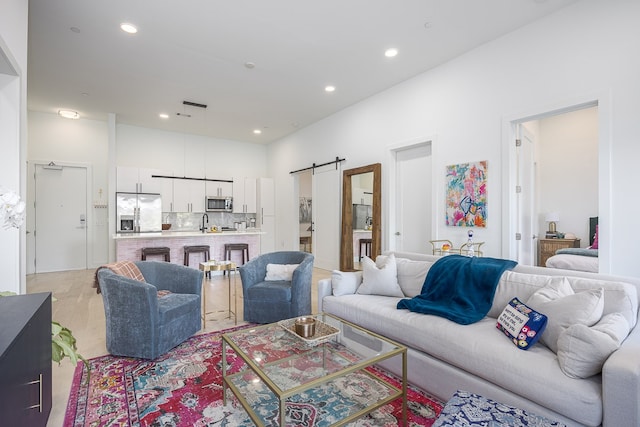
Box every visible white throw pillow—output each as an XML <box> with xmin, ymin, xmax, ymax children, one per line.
<box><xmin>488</xmin><ymin>271</ymin><xmax>554</xmax><ymax>318</ymax></box>
<box><xmin>331</xmin><ymin>270</ymin><xmax>363</xmax><ymax>296</ymax></box>
<box><xmin>557</xmin><ymin>313</ymin><xmax>630</xmax><ymax>378</ymax></box>
<box><xmin>265</xmin><ymin>263</ymin><xmax>300</xmax><ymax>281</ymax></box>
<box><xmin>526</xmin><ymin>277</ymin><xmax>604</xmax><ymax>353</ymax></box>
<box><xmin>357</xmin><ymin>254</ymin><xmax>404</xmax><ymax>297</ymax></box>
<box><xmin>395</xmin><ymin>258</ymin><xmax>433</xmax><ymax>297</ymax></box>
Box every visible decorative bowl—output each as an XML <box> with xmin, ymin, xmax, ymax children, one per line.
<box><xmin>294</xmin><ymin>317</ymin><xmax>316</xmax><ymax>338</ymax></box>
<box><xmin>162</xmin><ymin>224</ymin><xmax>171</xmax><ymax>230</ymax></box>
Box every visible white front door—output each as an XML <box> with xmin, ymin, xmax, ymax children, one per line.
<box><xmin>394</xmin><ymin>143</ymin><xmax>432</xmax><ymax>253</ymax></box>
<box><xmin>312</xmin><ymin>164</ymin><xmax>340</xmax><ymax>270</ymax></box>
<box><xmin>34</xmin><ymin>164</ymin><xmax>88</xmax><ymax>272</ymax></box>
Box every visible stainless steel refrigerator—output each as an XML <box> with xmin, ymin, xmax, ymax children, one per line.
<box><xmin>116</xmin><ymin>192</ymin><xmax>162</xmax><ymax>233</ymax></box>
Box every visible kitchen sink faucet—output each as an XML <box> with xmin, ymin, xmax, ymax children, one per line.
<box><xmin>200</xmin><ymin>213</ymin><xmax>209</xmax><ymax>233</ymax></box>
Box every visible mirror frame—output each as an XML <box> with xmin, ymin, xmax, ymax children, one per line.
<box><xmin>340</xmin><ymin>163</ymin><xmax>381</xmax><ymax>271</ymax></box>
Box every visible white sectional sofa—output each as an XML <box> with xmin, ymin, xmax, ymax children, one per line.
<box><xmin>317</xmin><ymin>251</ymin><xmax>640</xmax><ymax>427</ymax></box>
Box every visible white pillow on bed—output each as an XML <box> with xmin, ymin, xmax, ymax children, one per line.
<box><xmin>545</xmin><ymin>254</ymin><xmax>599</xmax><ymax>273</ymax></box>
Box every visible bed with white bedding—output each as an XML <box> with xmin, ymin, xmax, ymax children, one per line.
<box><xmin>545</xmin><ymin>216</ymin><xmax>599</xmax><ymax>272</ymax></box>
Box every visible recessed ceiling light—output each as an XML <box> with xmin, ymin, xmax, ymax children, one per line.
<box><xmin>325</xmin><ymin>85</ymin><xmax>336</xmax><ymax>93</ymax></box>
<box><xmin>58</xmin><ymin>110</ymin><xmax>79</xmax><ymax>119</ymax></box>
<box><xmin>120</xmin><ymin>23</ymin><xmax>138</xmax><ymax>34</ymax></box>
<box><xmin>253</xmin><ymin>129</ymin><xmax>262</xmax><ymax>135</ymax></box>
<box><xmin>159</xmin><ymin>113</ymin><xmax>169</xmax><ymax>119</ymax></box>
<box><xmin>244</xmin><ymin>62</ymin><xmax>256</xmax><ymax>69</ymax></box>
<box><xmin>384</xmin><ymin>48</ymin><xmax>398</xmax><ymax>58</ymax></box>
<box><xmin>70</xmin><ymin>27</ymin><xmax>81</xmax><ymax>34</ymax></box>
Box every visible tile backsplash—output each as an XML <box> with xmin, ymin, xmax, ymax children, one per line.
<box><xmin>162</xmin><ymin>211</ymin><xmax>256</xmax><ymax>231</ymax></box>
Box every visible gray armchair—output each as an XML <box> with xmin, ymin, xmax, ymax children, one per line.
<box><xmin>239</xmin><ymin>251</ymin><xmax>314</xmax><ymax>323</ymax></box>
<box><xmin>97</xmin><ymin>261</ymin><xmax>202</xmax><ymax>359</ymax></box>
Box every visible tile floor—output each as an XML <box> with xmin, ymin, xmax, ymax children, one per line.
<box><xmin>27</xmin><ymin>265</ymin><xmax>332</xmax><ymax>427</ymax></box>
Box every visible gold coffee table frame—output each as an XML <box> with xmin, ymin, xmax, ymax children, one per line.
<box><xmin>199</xmin><ymin>261</ymin><xmax>237</xmax><ymax>328</ymax></box>
<box><xmin>222</xmin><ymin>313</ymin><xmax>407</xmax><ymax>426</ymax></box>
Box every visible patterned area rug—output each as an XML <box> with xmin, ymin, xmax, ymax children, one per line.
<box><xmin>64</xmin><ymin>325</ymin><xmax>443</xmax><ymax>426</ymax></box>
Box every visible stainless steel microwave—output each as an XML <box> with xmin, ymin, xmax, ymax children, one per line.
<box><xmin>205</xmin><ymin>196</ymin><xmax>233</xmax><ymax>212</ymax></box>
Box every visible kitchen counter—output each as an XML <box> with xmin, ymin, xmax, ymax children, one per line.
<box><xmin>113</xmin><ymin>229</ymin><xmax>264</xmax><ymax>239</ymax></box>
<box><xmin>114</xmin><ymin>229</ymin><xmax>264</xmax><ymax>268</ymax></box>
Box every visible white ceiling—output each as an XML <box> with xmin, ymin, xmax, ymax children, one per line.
<box><xmin>27</xmin><ymin>0</ymin><xmax>579</xmax><ymax>144</ymax></box>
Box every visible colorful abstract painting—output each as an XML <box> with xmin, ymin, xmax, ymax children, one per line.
<box><xmin>445</xmin><ymin>161</ymin><xmax>487</xmax><ymax>227</ymax></box>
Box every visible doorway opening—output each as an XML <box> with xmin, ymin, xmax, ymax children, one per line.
<box><xmin>297</xmin><ymin>170</ymin><xmax>313</xmax><ymax>253</ymax></box>
<box><xmin>506</xmin><ymin>103</ymin><xmax>599</xmax><ymax>268</ymax></box>
<box><xmin>387</xmin><ymin>138</ymin><xmax>435</xmax><ymax>254</ymax></box>
<box><xmin>293</xmin><ymin>164</ymin><xmax>341</xmax><ymax>271</ymax></box>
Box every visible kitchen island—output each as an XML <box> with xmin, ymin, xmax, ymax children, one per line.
<box><xmin>352</xmin><ymin>229</ymin><xmax>373</xmax><ymax>261</ymax></box>
<box><xmin>114</xmin><ymin>230</ymin><xmax>264</xmax><ymax>269</ymax></box>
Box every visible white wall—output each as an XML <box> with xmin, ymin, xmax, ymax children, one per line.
<box><xmin>537</xmin><ymin>107</ymin><xmax>598</xmax><ymax>245</ymax></box>
<box><xmin>27</xmin><ymin>112</ymin><xmax>268</xmax><ymax>267</ymax></box>
<box><xmin>116</xmin><ymin>124</ymin><xmax>267</xmax><ymax>179</ymax></box>
<box><xmin>268</xmin><ymin>0</ymin><xmax>640</xmax><ymax>277</ymax></box>
<box><xmin>27</xmin><ymin>111</ymin><xmax>109</xmax><ymax>271</ymax></box>
<box><xmin>0</xmin><ymin>0</ymin><xmax>28</xmax><ymax>294</ymax></box>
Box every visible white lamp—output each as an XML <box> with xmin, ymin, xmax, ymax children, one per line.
<box><xmin>545</xmin><ymin>212</ymin><xmax>560</xmax><ymax>233</ymax></box>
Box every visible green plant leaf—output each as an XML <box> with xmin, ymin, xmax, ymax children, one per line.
<box><xmin>0</xmin><ymin>291</ymin><xmax>17</xmax><ymax>297</ymax></box>
<box><xmin>1</xmin><ymin>294</ymin><xmax>90</xmax><ymax>377</ymax></box>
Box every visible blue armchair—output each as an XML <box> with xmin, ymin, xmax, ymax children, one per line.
<box><xmin>239</xmin><ymin>251</ymin><xmax>314</xmax><ymax>323</ymax></box>
<box><xmin>97</xmin><ymin>261</ymin><xmax>202</xmax><ymax>359</ymax></box>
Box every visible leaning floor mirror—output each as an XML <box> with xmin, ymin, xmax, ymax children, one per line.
<box><xmin>340</xmin><ymin>163</ymin><xmax>381</xmax><ymax>271</ymax></box>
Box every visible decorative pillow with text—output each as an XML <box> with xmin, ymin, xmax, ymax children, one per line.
<box><xmin>496</xmin><ymin>297</ymin><xmax>547</xmax><ymax>350</ymax></box>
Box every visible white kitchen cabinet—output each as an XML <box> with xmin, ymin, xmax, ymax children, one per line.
<box><xmin>257</xmin><ymin>178</ymin><xmax>275</xmax><ymax>253</ymax></box>
<box><xmin>352</xmin><ymin>187</ymin><xmax>372</xmax><ymax>206</ymax></box>
<box><xmin>183</xmin><ymin>142</ymin><xmax>206</xmax><ymax>178</ymax></box>
<box><xmin>205</xmin><ymin>181</ymin><xmax>233</xmax><ymax>197</ymax></box>
<box><xmin>260</xmin><ymin>215</ymin><xmax>276</xmax><ymax>253</ymax></box>
<box><xmin>173</xmin><ymin>179</ymin><xmax>206</xmax><ymax>212</ymax></box>
<box><xmin>116</xmin><ymin>167</ymin><xmax>162</xmax><ymax>194</ymax></box>
<box><xmin>257</xmin><ymin>177</ymin><xmax>275</xmax><ymax>216</ymax></box>
<box><xmin>160</xmin><ymin>177</ymin><xmax>174</xmax><ymax>212</ymax></box>
<box><xmin>233</xmin><ymin>177</ymin><xmax>257</xmax><ymax>214</ymax></box>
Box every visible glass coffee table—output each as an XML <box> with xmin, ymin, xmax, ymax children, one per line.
<box><xmin>222</xmin><ymin>313</ymin><xmax>407</xmax><ymax>426</ymax></box>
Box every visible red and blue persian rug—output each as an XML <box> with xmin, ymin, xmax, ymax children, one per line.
<box><xmin>64</xmin><ymin>325</ymin><xmax>443</xmax><ymax>426</ymax></box>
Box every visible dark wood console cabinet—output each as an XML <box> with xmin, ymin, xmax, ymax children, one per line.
<box><xmin>0</xmin><ymin>292</ymin><xmax>52</xmax><ymax>426</ymax></box>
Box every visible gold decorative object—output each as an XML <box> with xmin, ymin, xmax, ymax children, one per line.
<box><xmin>294</xmin><ymin>317</ymin><xmax>316</xmax><ymax>337</ymax></box>
<box><xmin>278</xmin><ymin>316</ymin><xmax>339</xmax><ymax>346</ymax></box>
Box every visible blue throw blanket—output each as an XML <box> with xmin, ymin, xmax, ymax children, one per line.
<box><xmin>397</xmin><ymin>255</ymin><xmax>517</xmax><ymax>325</ymax></box>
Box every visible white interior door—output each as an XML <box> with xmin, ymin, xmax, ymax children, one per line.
<box><xmin>312</xmin><ymin>165</ymin><xmax>340</xmax><ymax>270</ymax></box>
<box><xmin>516</xmin><ymin>126</ymin><xmax>536</xmax><ymax>265</ymax></box>
<box><xmin>35</xmin><ymin>164</ymin><xmax>88</xmax><ymax>272</ymax></box>
<box><xmin>394</xmin><ymin>144</ymin><xmax>432</xmax><ymax>253</ymax></box>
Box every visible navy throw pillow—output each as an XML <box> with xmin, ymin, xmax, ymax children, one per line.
<box><xmin>496</xmin><ymin>297</ymin><xmax>547</xmax><ymax>350</ymax></box>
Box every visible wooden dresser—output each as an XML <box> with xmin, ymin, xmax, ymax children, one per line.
<box><xmin>538</xmin><ymin>238</ymin><xmax>581</xmax><ymax>267</ymax></box>
<box><xmin>0</xmin><ymin>292</ymin><xmax>52</xmax><ymax>426</ymax></box>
